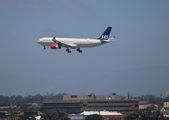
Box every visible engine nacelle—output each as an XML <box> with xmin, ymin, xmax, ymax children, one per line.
<box><xmin>50</xmin><ymin>44</ymin><xmax>58</xmax><ymax>49</ymax></box>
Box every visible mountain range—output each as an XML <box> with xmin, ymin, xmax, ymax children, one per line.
<box><xmin>1</xmin><ymin>65</ymin><xmax>169</xmax><ymax>96</ymax></box>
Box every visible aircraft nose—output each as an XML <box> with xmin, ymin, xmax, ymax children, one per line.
<box><xmin>37</xmin><ymin>39</ymin><xmax>41</xmax><ymax>44</ymax></box>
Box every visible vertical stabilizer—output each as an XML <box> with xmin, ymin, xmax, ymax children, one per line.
<box><xmin>98</xmin><ymin>27</ymin><xmax>112</xmax><ymax>40</ymax></box>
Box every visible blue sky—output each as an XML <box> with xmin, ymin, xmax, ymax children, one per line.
<box><xmin>0</xmin><ymin>0</ymin><xmax>169</xmax><ymax>96</ymax></box>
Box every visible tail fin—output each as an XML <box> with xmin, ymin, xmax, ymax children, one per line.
<box><xmin>98</xmin><ymin>27</ymin><xmax>112</xmax><ymax>40</ymax></box>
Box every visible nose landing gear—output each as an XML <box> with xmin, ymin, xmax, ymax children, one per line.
<box><xmin>43</xmin><ymin>46</ymin><xmax>46</xmax><ymax>50</ymax></box>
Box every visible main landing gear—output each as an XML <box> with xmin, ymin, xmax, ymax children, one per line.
<box><xmin>77</xmin><ymin>48</ymin><xmax>82</xmax><ymax>53</ymax></box>
<box><xmin>66</xmin><ymin>48</ymin><xmax>71</xmax><ymax>53</ymax></box>
<box><xmin>66</xmin><ymin>48</ymin><xmax>82</xmax><ymax>53</ymax></box>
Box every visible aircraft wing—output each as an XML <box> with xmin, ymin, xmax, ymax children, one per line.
<box><xmin>52</xmin><ymin>37</ymin><xmax>77</xmax><ymax>48</ymax></box>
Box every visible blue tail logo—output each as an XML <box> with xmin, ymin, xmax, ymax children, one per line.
<box><xmin>98</xmin><ymin>27</ymin><xmax>112</xmax><ymax>40</ymax></box>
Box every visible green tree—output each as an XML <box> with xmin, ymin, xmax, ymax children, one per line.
<box><xmin>8</xmin><ymin>115</ymin><xmax>22</xmax><ymax>120</ymax></box>
<box><xmin>20</xmin><ymin>104</ymin><xmax>29</xmax><ymax>112</ymax></box>
<box><xmin>85</xmin><ymin>114</ymin><xmax>102</xmax><ymax>120</ymax></box>
<box><xmin>109</xmin><ymin>118</ymin><xmax>119</xmax><ymax>120</ymax></box>
<box><xmin>20</xmin><ymin>114</ymin><xmax>36</xmax><ymax>120</ymax></box>
<box><xmin>40</xmin><ymin>109</ymin><xmax>70</xmax><ymax>120</ymax></box>
<box><xmin>125</xmin><ymin>106</ymin><xmax>166</xmax><ymax>120</ymax></box>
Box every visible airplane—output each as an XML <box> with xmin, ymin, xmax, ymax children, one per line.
<box><xmin>37</xmin><ymin>27</ymin><xmax>114</xmax><ymax>53</ymax></box>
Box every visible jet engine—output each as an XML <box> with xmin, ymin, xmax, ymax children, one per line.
<box><xmin>50</xmin><ymin>44</ymin><xmax>58</xmax><ymax>49</ymax></box>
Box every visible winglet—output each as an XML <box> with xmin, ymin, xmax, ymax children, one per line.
<box><xmin>98</xmin><ymin>27</ymin><xmax>112</xmax><ymax>40</ymax></box>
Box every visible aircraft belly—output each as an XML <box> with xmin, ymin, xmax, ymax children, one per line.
<box><xmin>77</xmin><ymin>43</ymin><xmax>102</xmax><ymax>48</ymax></box>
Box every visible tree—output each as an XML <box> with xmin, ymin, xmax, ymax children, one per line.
<box><xmin>40</xmin><ymin>109</ymin><xmax>70</xmax><ymax>120</ymax></box>
<box><xmin>109</xmin><ymin>118</ymin><xmax>119</xmax><ymax>120</ymax></box>
<box><xmin>85</xmin><ymin>114</ymin><xmax>102</xmax><ymax>120</ymax></box>
<box><xmin>125</xmin><ymin>106</ymin><xmax>166</xmax><ymax>120</ymax></box>
<box><xmin>8</xmin><ymin>115</ymin><xmax>22</xmax><ymax>120</ymax></box>
<box><xmin>20</xmin><ymin>104</ymin><xmax>29</xmax><ymax>112</ymax></box>
<box><xmin>20</xmin><ymin>114</ymin><xmax>36</xmax><ymax>120</ymax></box>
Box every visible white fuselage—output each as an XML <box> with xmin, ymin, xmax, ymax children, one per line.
<box><xmin>37</xmin><ymin>37</ymin><xmax>111</xmax><ymax>49</ymax></box>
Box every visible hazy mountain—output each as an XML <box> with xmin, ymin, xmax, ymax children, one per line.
<box><xmin>0</xmin><ymin>65</ymin><xmax>169</xmax><ymax>96</ymax></box>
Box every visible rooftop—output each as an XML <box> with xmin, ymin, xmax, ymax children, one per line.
<box><xmin>80</xmin><ymin>111</ymin><xmax>122</xmax><ymax>116</ymax></box>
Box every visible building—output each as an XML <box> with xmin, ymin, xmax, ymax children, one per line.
<box><xmin>0</xmin><ymin>106</ymin><xmax>17</xmax><ymax>110</ymax></box>
<box><xmin>166</xmin><ymin>91</ymin><xmax>169</xmax><ymax>98</ymax></box>
<box><xmin>42</xmin><ymin>94</ymin><xmax>139</xmax><ymax>114</ymax></box>
<box><xmin>63</xmin><ymin>94</ymin><xmax>95</xmax><ymax>100</ymax></box>
<box><xmin>0</xmin><ymin>111</ymin><xmax>11</xmax><ymax>119</ymax></box>
<box><xmin>35</xmin><ymin>116</ymin><xmax>41</xmax><ymax>120</ymax></box>
<box><xmin>69</xmin><ymin>111</ymin><xmax>126</xmax><ymax>120</ymax></box>
<box><xmin>139</xmin><ymin>101</ymin><xmax>155</xmax><ymax>110</ymax></box>
<box><xmin>163</xmin><ymin>102</ymin><xmax>169</xmax><ymax>108</ymax></box>
<box><xmin>68</xmin><ymin>114</ymin><xmax>86</xmax><ymax>120</ymax></box>
<box><xmin>81</xmin><ymin>111</ymin><xmax>126</xmax><ymax>120</ymax></box>
<box><xmin>161</xmin><ymin>108</ymin><xmax>169</xmax><ymax>118</ymax></box>
<box><xmin>139</xmin><ymin>101</ymin><xmax>149</xmax><ymax>110</ymax></box>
